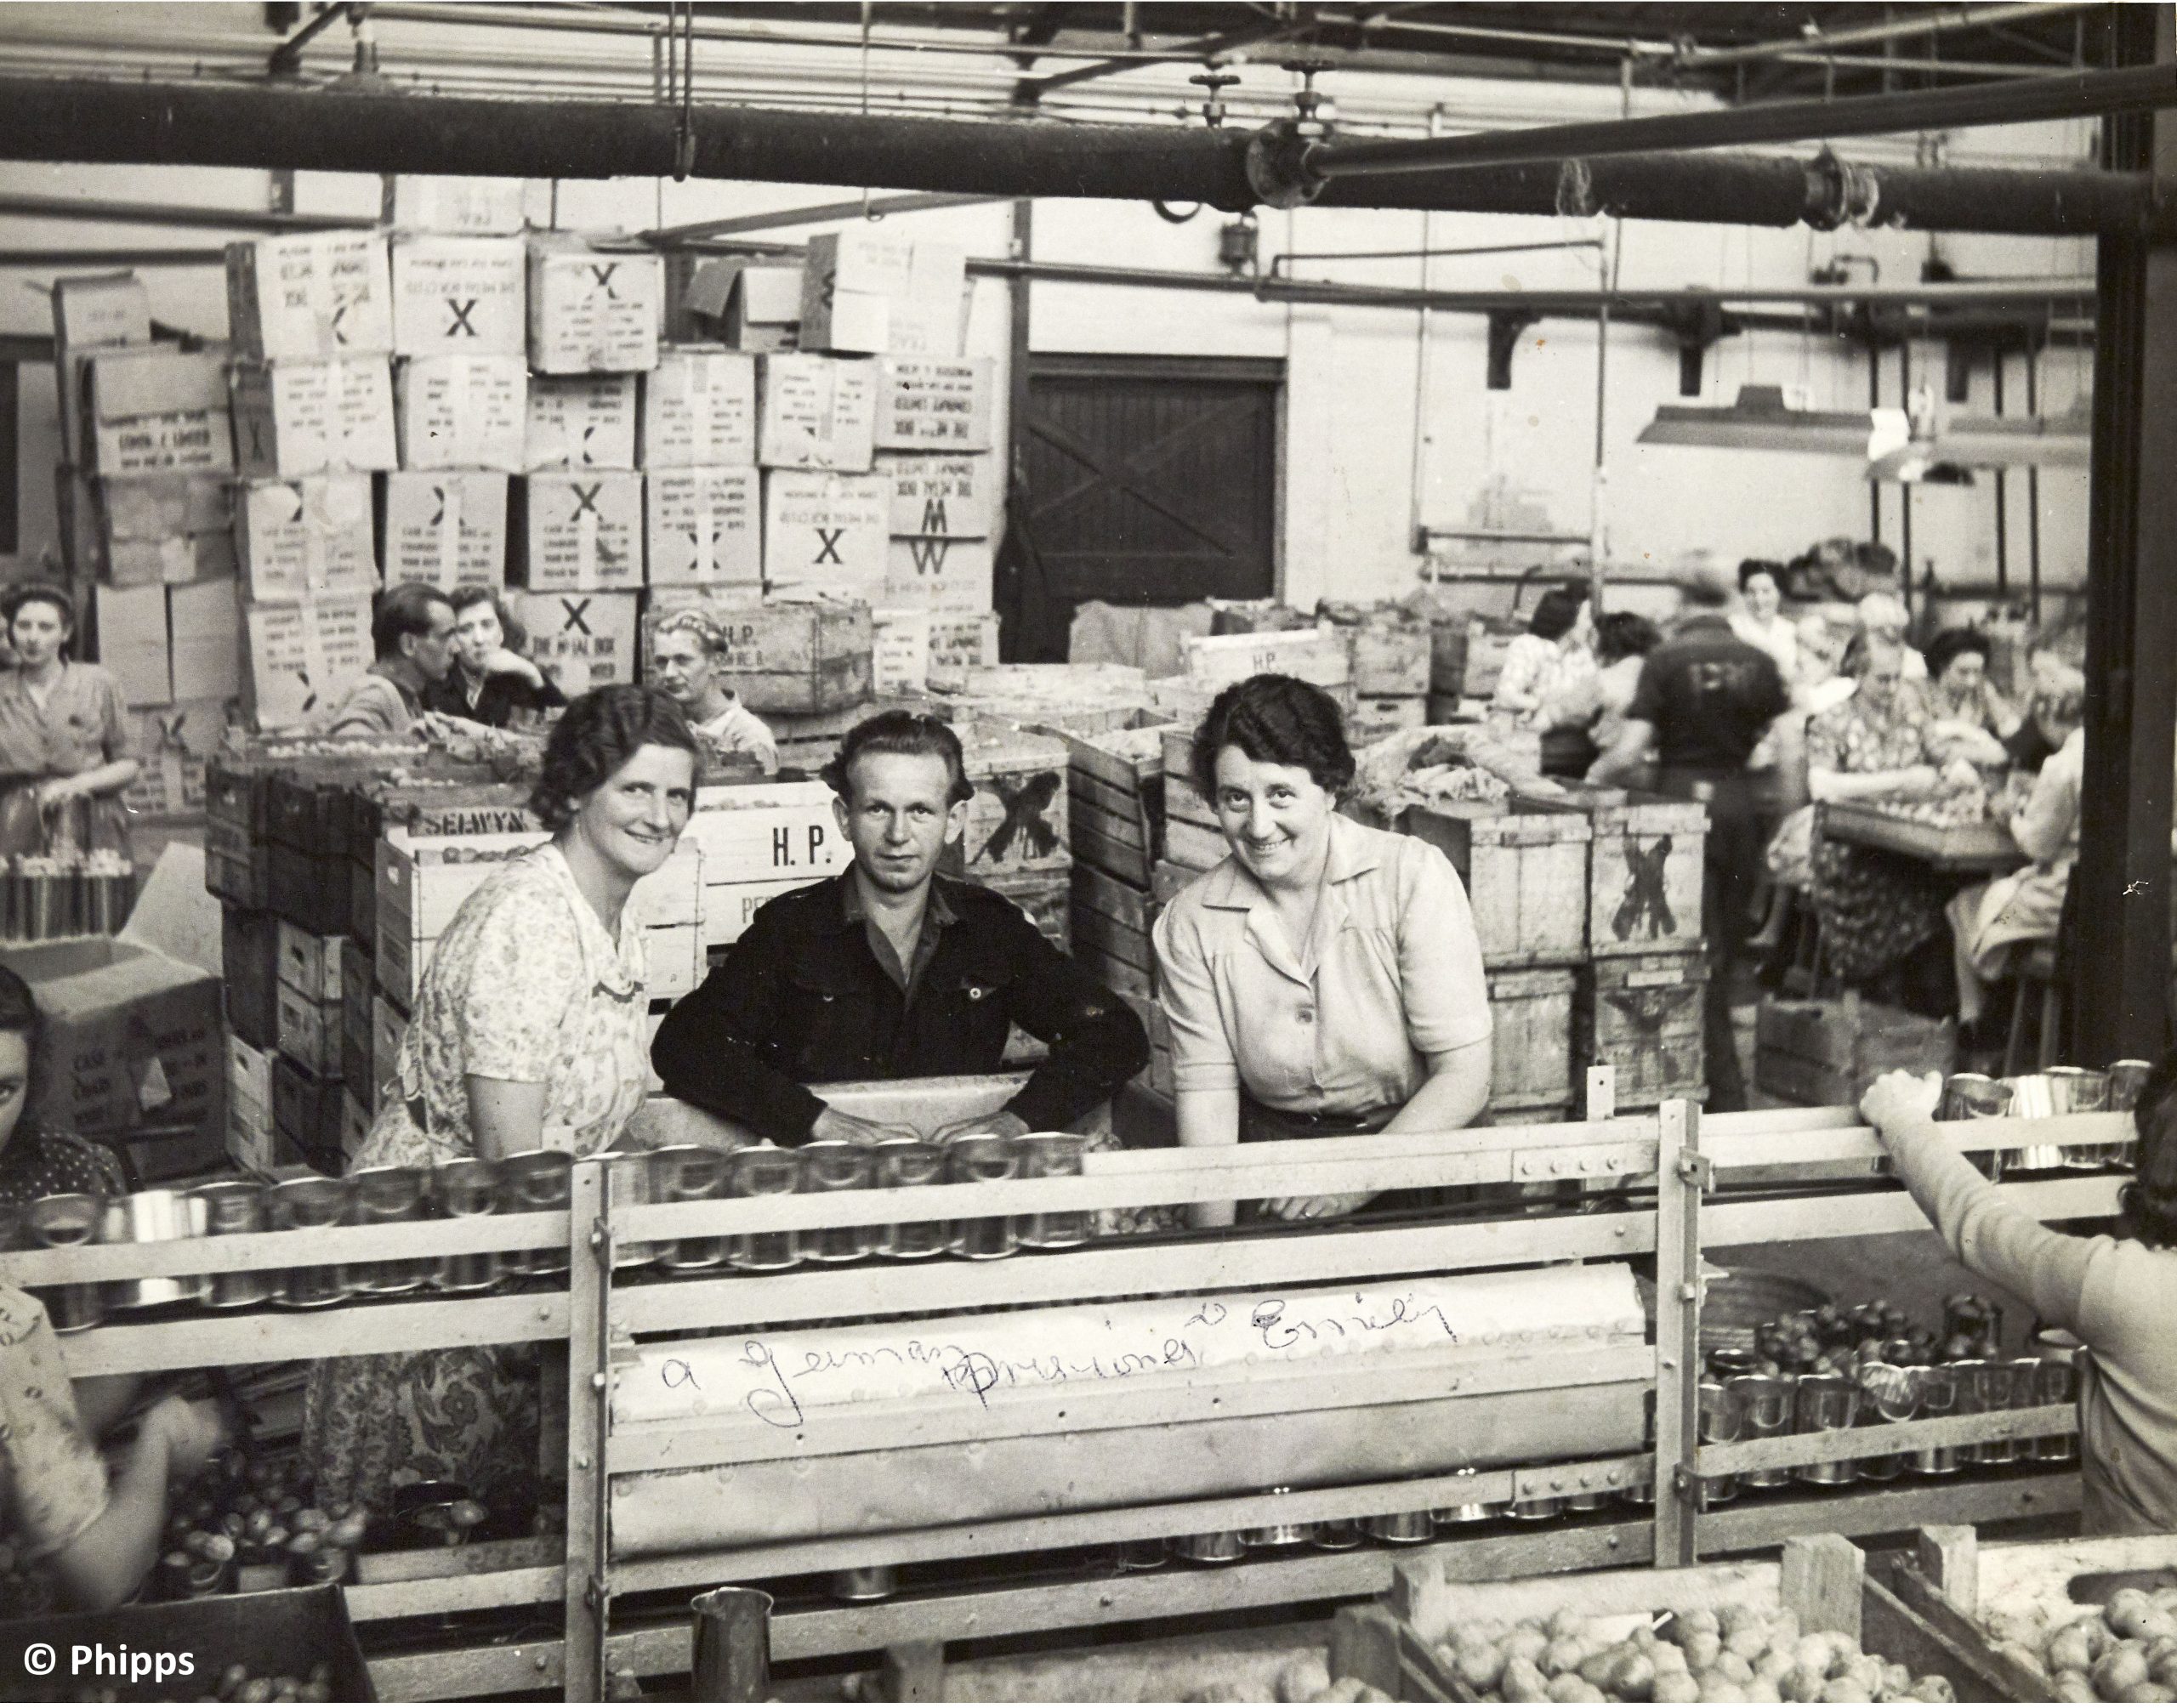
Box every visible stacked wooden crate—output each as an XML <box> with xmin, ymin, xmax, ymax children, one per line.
<box><xmin>1395</xmin><ymin>795</ymin><xmax>1590</xmax><ymax>1121</ymax></box>
<box><xmin>1541</xmin><ymin>783</ymin><xmax>1710</xmax><ymax>1110</ymax></box>
<box><xmin>1322</xmin><ymin>603</ymin><xmax>1432</xmax><ymax>746</ymax></box>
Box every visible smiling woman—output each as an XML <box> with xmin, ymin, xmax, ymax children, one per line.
<box><xmin>0</xmin><ymin>583</ymin><xmax>138</xmax><ymax>861</ymax></box>
<box><xmin>1151</xmin><ymin>675</ymin><xmax>1494</xmax><ymax>1228</ymax></box>
<box><xmin>304</xmin><ymin>685</ymin><xmax>702</xmax><ymax>1510</ymax></box>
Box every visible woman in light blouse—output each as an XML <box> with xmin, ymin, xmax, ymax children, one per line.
<box><xmin>1152</xmin><ymin>675</ymin><xmax>1492</xmax><ymax>1226</ymax></box>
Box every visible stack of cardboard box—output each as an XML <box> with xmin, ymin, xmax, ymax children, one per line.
<box><xmin>52</xmin><ymin>275</ymin><xmax>245</xmax><ymax>816</ymax></box>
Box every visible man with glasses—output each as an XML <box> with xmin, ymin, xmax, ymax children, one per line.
<box><xmin>652</xmin><ymin>710</ymin><xmax>1147</xmax><ymax>1146</ymax></box>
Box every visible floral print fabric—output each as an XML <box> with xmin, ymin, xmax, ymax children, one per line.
<box><xmin>307</xmin><ymin>843</ymin><xmax>651</xmax><ymax>1509</ymax></box>
<box><xmin>1808</xmin><ymin>693</ymin><xmax>1958</xmax><ymax>982</ymax></box>
<box><xmin>0</xmin><ymin>1285</ymin><xmax>107</xmax><ymax>1564</ymax></box>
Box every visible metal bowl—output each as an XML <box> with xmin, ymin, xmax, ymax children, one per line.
<box><xmin>1174</xmin><ymin>1531</ymin><xmax>1246</xmax><ymax>1563</ymax></box>
<box><xmin>1364</xmin><ymin>1509</ymin><xmax>1435</xmax><ymax>1544</ymax></box>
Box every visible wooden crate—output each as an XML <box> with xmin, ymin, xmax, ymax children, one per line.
<box><xmin>1538</xmin><ymin>785</ymin><xmax>1708</xmax><ymax>960</ymax></box>
<box><xmin>1578</xmin><ymin>950</ymin><xmax>1706</xmax><ymax>1109</ymax></box>
<box><xmin>1345</xmin><ymin>616</ymin><xmax>1433</xmax><ymax>698</ymax></box>
<box><xmin>1208</xmin><ymin>599</ymin><xmax>1315</xmax><ymax>635</ymax></box>
<box><xmin>1071</xmin><ymin>862</ymin><xmax>1155</xmax><ymax>981</ymax></box>
<box><xmin>1487</xmin><ymin>966</ymin><xmax>1575</xmax><ymax>1112</ymax></box>
<box><xmin>1429</xmin><ymin>620</ymin><xmax>1469</xmax><ymax>696</ymax></box>
<box><xmin>1754</xmin><ymin>995</ymin><xmax>1955</xmax><ymax>1107</ymax></box>
<box><xmin>1461</xmin><ymin>618</ymin><xmax>1524</xmax><ymax>700</ymax></box>
<box><xmin>1153</xmin><ymin>858</ymin><xmax>1206</xmax><ymax>905</ymax></box>
<box><xmin>954</xmin><ymin>723</ymin><xmax>1071</xmax><ymax>879</ymax></box>
<box><xmin>1336</xmin><ymin>1533</ymin><xmax>1987</xmax><ymax>1705</ymax></box>
<box><xmin>646</xmin><ymin>594</ymin><xmax>873</xmax><ymax>715</ymax></box>
<box><xmin>1399</xmin><ymin>798</ymin><xmax>1591</xmax><ymax>969</ymax></box>
<box><xmin>340</xmin><ymin>938</ymin><xmax>374</xmax><ymax>1105</ymax></box>
<box><xmin>1182</xmin><ymin>627</ymin><xmax>1353</xmax><ymax>692</ymax></box>
<box><xmin>982</xmin><ymin>866</ymin><xmax>1071</xmax><ymax>950</ymax></box>
<box><xmin>1885</xmin><ymin>1526</ymin><xmax>2177</xmax><ymax>1705</ymax></box>
<box><xmin>1049</xmin><ymin>718</ymin><xmax>1171</xmax><ymax>890</ymax></box>
<box><xmin>1350</xmin><ymin>695</ymin><xmax>1429</xmax><ymax>747</ymax></box>
<box><xmin>222</xmin><ymin>906</ymin><xmax>281</xmax><ymax>1049</ymax></box>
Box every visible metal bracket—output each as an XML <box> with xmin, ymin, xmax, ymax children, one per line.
<box><xmin>1675</xmin><ymin>1150</ymin><xmax>1714</xmax><ymax>1192</ymax></box>
<box><xmin>1486</xmin><ymin>311</ymin><xmax>1538</xmax><ymax>390</ymax></box>
<box><xmin>1245</xmin><ymin>120</ymin><xmax>1324</xmax><ymax>211</ymax></box>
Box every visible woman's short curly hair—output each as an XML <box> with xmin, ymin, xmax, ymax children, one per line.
<box><xmin>446</xmin><ymin>584</ymin><xmax>528</xmax><ymax>655</ymax></box>
<box><xmin>1924</xmin><ymin>627</ymin><xmax>1992</xmax><ymax>685</ymax></box>
<box><xmin>528</xmin><ymin>685</ymin><xmax>702</xmax><ymax>832</ymax></box>
<box><xmin>1</xmin><ymin>582</ymin><xmax>74</xmax><ymax>636</ymax></box>
<box><xmin>1527</xmin><ymin>585</ymin><xmax>1587</xmax><ymax>643</ymax></box>
<box><xmin>1190</xmin><ymin>673</ymin><xmax>1355</xmax><ymax>804</ymax></box>
<box><xmin>2119</xmin><ymin>1053</ymin><xmax>2177</xmax><ymax>1251</ymax></box>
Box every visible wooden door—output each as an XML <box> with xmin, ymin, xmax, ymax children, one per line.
<box><xmin>1010</xmin><ymin>355</ymin><xmax>1280</xmax><ymax>648</ymax></box>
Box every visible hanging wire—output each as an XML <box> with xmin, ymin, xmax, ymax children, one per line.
<box><xmin>859</xmin><ymin>0</ymin><xmax>881</xmax><ymax>221</ymax></box>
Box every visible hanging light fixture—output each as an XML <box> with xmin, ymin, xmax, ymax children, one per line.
<box><xmin>1636</xmin><ymin>384</ymin><xmax>1871</xmax><ymax>453</ymax></box>
<box><xmin>1640</xmin><ymin>383</ymin><xmax>2091</xmax><ymax>478</ymax></box>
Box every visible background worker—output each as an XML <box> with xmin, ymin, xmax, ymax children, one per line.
<box><xmin>652</xmin><ymin>710</ymin><xmax>1145</xmax><ymax>1145</ymax></box>
<box><xmin>1589</xmin><ymin>565</ymin><xmax>1796</xmax><ymax>1112</ymax></box>
<box><xmin>321</xmin><ymin>582</ymin><xmax>458</xmax><ymax>740</ymax></box>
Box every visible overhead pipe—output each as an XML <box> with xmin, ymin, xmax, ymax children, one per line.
<box><xmin>1671</xmin><ymin>2</ymin><xmax>2090</xmax><ymax>71</ymax></box>
<box><xmin>0</xmin><ymin>74</ymin><xmax>2163</xmax><ymax>240</ymax></box>
<box><xmin>1296</xmin><ymin>60</ymin><xmax>2177</xmax><ymax>181</ymax></box>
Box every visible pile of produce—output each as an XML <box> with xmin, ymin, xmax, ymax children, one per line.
<box><xmin>156</xmin><ymin>1450</ymin><xmax>368</xmax><ymax>1596</ymax></box>
<box><xmin>1733</xmin><ymin>1295</ymin><xmax>2001</xmax><ymax>1382</ymax></box>
<box><xmin>1430</xmin><ymin>1605</ymin><xmax>1954</xmax><ymax>1704</ymax></box>
<box><xmin>1979</xmin><ymin>1586</ymin><xmax>2177</xmax><ymax>1703</ymax></box>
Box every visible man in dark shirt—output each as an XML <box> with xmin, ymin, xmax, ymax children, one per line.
<box><xmin>1589</xmin><ymin>566</ymin><xmax>1798</xmax><ymax>1111</ymax></box>
<box><xmin>651</xmin><ymin>710</ymin><xmax>1147</xmax><ymax>1145</ymax></box>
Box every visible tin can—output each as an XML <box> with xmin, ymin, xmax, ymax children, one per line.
<box><xmin>1792</xmin><ymin>1374</ymin><xmax>1860</xmax><ymax>1484</ymax></box>
<box><xmin>1174</xmin><ymin>1531</ymin><xmax>1245</xmax><ymax>1563</ymax></box>
<box><xmin>1908</xmin><ymin>1365</ymin><xmax>1963</xmax><ymax>1473</ymax></box>
<box><xmin>828</xmin><ymin>1563</ymin><xmax>896</xmax><ymax>1603</ymax></box>
<box><xmin>346</xmin><ymin>1166</ymin><xmax>429</xmax><ymax>1295</ymax></box>
<box><xmin>430</xmin><ymin>1158</ymin><xmax>502</xmax><ymax>1294</ymax></box>
<box><xmin>497</xmin><ymin>1149</ymin><xmax>572</xmax><ymax>1276</ymax></box>
<box><xmin>873</xmin><ymin>1138</ymin><xmax>949</xmax><ymax>1259</ymax></box>
<box><xmin>726</xmin><ymin>1146</ymin><xmax>803</xmax><ymax>1273</ymax></box>
<box><xmin>2001</xmin><ymin>1074</ymin><xmax>2064</xmax><ymax>1172</ymax></box>
<box><xmin>194</xmin><ymin>1181</ymin><xmax>271</xmax><ymax>1309</ymax></box>
<box><xmin>108</xmin><ymin>1189</ymin><xmax>207</xmax><ymax>1309</ymax></box>
<box><xmin>1856</xmin><ymin>1362</ymin><xmax>1918</xmax><ymax>1482</ymax></box>
<box><xmin>264</xmin><ymin>1177</ymin><xmax>353</xmax><ymax>1308</ymax></box>
<box><xmin>1431</xmin><ymin>1468</ymin><xmax>1494</xmax><ymax>1525</ymax></box>
<box><xmin>1956</xmin><ymin>1359</ymin><xmax>2020</xmax><ymax>1465</ymax></box>
<box><xmin>1698</xmin><ymin>1380</ymin><xmax>1746</xmax><ymax>1505</ymax></box>
<box><xmin>945</xmin><ymin>1132</ymin><xmax>1020</xmax><ymax>1261</ymax></box>
<box><xmin>1016</xmin><ymin>1132</ymin><xmax>1090</xmax><ymax>1250</ymax></box>
<box><xmin>651</xmin><ymin>1145</ymin><xmax>730</xmax><ymax>1272</ymax></box>
<box><xmin>2049</xmin><ymin>1067</ymin><xmax>2113</xmax><ymax>1169</ymax></box>
<box><xmin>1242</xmin><ymin>1490</ymin><xmax>1316</xmax><ymax>1548</ymax></box>
<box><xmin>2029</xmin><ymin>1333</ymin><xmax>2081</xmax><ymax>1462</ymax></box>
<box><xmin>25</xmin><ymin>1192</ymin><xmax>105</xmax><ymax>1331</ymax></box>
<box><xmin>1364</xmin><ymin>1510</ymin><xmax>1435</xmax><ymax>1544</ymax></box>
<box><xmin>1729</xmin><ymin>1373</ymin><xmax>1798</xmax><ymax>1490</ymax></box>
<box><xmin>594</xmin><ymin>1151</ymin><xmax>659</xmax><ymax>1270</ymax></box>
<box><xmin>797</xmin><ymin>1140</ymin><xmax>877</xmax><ymax>1263</ymax></box>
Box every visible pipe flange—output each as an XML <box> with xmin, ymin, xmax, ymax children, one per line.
<box><xmin>1804</xmin><ymin>146</ymin><xmax>1881</xmax><ymax>232</ymax></box>
<box><xmin>1246</xmin><ymin>119</ymin><xmax>1323</xmax><ymax>211</ymax></box>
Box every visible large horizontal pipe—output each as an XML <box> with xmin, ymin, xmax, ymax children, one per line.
<box><xmin>1310</xmin><ymin>60</ymin><xmax>2177</xmax><ymax>179</ymax></box>
<box><xmin>0</xmin><ymin>75</ymin><xmax>2161</xmax><ymax>238</ymax></box>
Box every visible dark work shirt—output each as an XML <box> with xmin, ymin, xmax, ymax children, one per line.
<box><xmin>1626</xmin><ymin>613</ymin><xmax>1790</xmax><ymax>772</ymax></box>
<box><xmin>2004</xmin><ymin>719</ymin><xmax>2058</xmax><ymax>775</ymax></box>
<box><xmin>651</xmin><ymin>869</ymin><xmax>1150</xmax><ymax>1145</ymax></box>
<box><xmin>422</xmin><ymin>664</ymin><xmax>566</xmax><ymax>729</ymax></box>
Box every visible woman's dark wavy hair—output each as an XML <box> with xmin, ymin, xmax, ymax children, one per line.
<box><xmin>1924</xmin><ymin>627</ymin><xmax>1992</xmax><ymax>686</ymax></box>
<box><xmin>0</xmin><ymin>964</ymin><xmax>46</xmax><ymax>1109</ymax></box>
<box><xmin>1190</xmin><ymin>673</ymin><xmax>1355</xmax><ymax>803</ymax></box>
<box><xmin>446</xmin><ymin>583</ymin><xmax>529</xmax><ymax>655</ymax></box>
<box><xmin>528</xmin><ymin>685</ymin><xmax>702</xmax><ymax>833</ymax></box>
<box><xmin>1527</xmin><ymin>585</ymin><xmax>1587</xmax><ymax>643</ymax></box>
<box><xmin>1595</xmin><ymin>612</ymin><xmax>1663</xmax><ymax>667</ymax></box>
<box><xmin>2119</xmin><ymin>1053</ymin><xmax>2177</xmax><ymax>1251</ymax></box>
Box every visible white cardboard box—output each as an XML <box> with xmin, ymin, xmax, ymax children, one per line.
<box><xmin>513</xmin><ymin>471</ymin><xmax>645</xmax><ymax>593</ymax></box>
<box><xmin>225</xmin><ymin>231</ymin><xmax>394</xmax><ymax>361</ymax></box>
<box><xmin>760</xmin><ymin>470</ymin><xmax>887</xmax><ymax>593</ymax></box>
<box><xmin>122</xmin><ymin>698</ymin><xmax>225</xmax><ymax>820</ymax></box>
<box><xmin>389</xmin><ymin>235</ymin><xmax>527</xmax><ymax>358</ymax></box>
<box><xmin>525</xmin><ymin>373</ymin><xmax>636</xmax><ymax>471</ymax></box>
<box><xmin>230</xmin><ymin>358</ymin><xmax>398</xmax><ymax>478</ymax></box>
<box><xmin>86</xmin><ymin>348</ymin><xmax>235</xmax><ymax>477</ymax></box>
<box><xmin>876</xmin><ymin>357</ymin><xmax>994</xmax><ymax>451</ymax></box>
<box><xmin>244</xmin><ymin>593</ymin><xmax>374</xmax><ymax>729</ymax></box>
<box><xmin>645</xmin><ymin>467</ymin><xmax>761</xmax><ymax>589</ymax></box>
<box><xmin>877</xmin><ymin>450</ymin><xmax>993</xmax><ymax>537</ymax></box>
<box><xmin>882</xmin><ymin>535</ymin><xmax>994</xmax><ymax>614</ymax></box>
<box><xmin>870</xmin><ymin>608</ymin><xmax>932</xmax><ymax>695</ymax></box>
<box><xmin>707</xmin><ymin>262</ymin><xmax>801</xmax><ymax>352</ymax></box>
<box><xmin>94</xmin><ymin>582</ymin><xmax>171</xmax><ymax>706</ymax></box>
<box><xmin>527</xmin><ymin>239</ymin><xmax>662</xmax><ymax>375</ymax></box>
<box><xmin>754</xmin><ymin>353</ymin><xmax>877</xmax><ymax>472</ymax></box>
<box><xmin>929</xmin><ymin>610</ymin><xmax>1002</xmax><ymax>689</ymax></box>
<box><xmin>103</xmin><ymin>531</ymin><xmax>237</xmax><ymax>591</ymax></box>
<box><xmin>53</xmin><ymin>272</ymin><xmax>151</xmax><ymax>354</ymax></box>
<box><xmin>383</xmin><ymin>175</ymin><xmax>530</xmax><ymax>235</ymax></box>
<box><xmin>98</xmin><ymin>474</ymin><xmax>230</xmax><ymax>541</ymax></box>
<box><xmin>377</xmin><ymin>470</ymin><xmax>510</xmax><ymax>588</ymax></box>
<box><xmin>872</xmin><ymin>609</ymin><xmax>998</xmax><ymax>695</ymax></box>
<box><xmin>393</xmin><ymin>354</ymin><xmax>527</xmax><ymax>473</ymax></box>
<box><xmin>234</xmin><ymin>474</ymin><xmax>379</xmax><ymax>604</ymax></box>
<box><xmin>800</xmin><ymin>230</ymin><xmax>965</xmax><ymax>357</ymax></box>
<box><xmin>639</xmin><ymin>347</ymin><xmax>757</xmax><ymax>467</ymax></box>
<box><xmin>168</xmin><ymin>578</ymin><xmax>245</xmax><ymax>702</ymax></box>
<box><xmin>514</xmin><ymin>590</ymin><xmax>640</xmax><ymax>695</ymax></box>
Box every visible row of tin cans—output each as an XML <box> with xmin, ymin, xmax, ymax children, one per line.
<box><xmin>1940</xmin><ymin>1060</ymin><xmax>2151</xmax><ymax>1172</ymax></box>
<box><xmin>10</xmin><ymin>1128</ymin><xmax>1098</xmax><ymax>1327</ymax></box>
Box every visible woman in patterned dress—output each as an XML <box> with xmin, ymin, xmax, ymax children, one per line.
<box><xmin>1807</xmin><ymin>638</ymin><xmax>1979</xmax><ymax>1001</ymax></box>
<box><xmin>304</xmin><ymin>686</ymin><xmax>700</xmax><ymax>1510</ymax></box>
<box><xmin>0</xmin><ymin>585</ymin><xmax>138</xmax><ymax>861</ymax></box>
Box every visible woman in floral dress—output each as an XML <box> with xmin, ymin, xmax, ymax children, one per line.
<box><xmin>1806</xmin><ymin>638</ymin><xmax>1978</xmax><ymax>999</ymax></box>
<box><xmin>305</xmin><ymin>686</ymin><xmax>700</xmax><ymax>1510</ymax></box>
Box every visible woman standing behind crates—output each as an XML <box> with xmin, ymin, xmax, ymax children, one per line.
<box><xmin>1863</xmin><ymin>1065</ymin><xmax>2177</xmax><ymax>1535</ymax></box>
<box><xmin>0</xmin><ymin>584</ymin><xmax>139</xmax><ymax>861</ymax></box>
<box><xmin>304</xmin><ymin>685</ymin><xmax>700</xmax><ymax>1508</ymax></box>
<box><xmin>1152</xmin><ymin>675</ymin><xmax>1492</xmax><ymax>1228</ymax></box>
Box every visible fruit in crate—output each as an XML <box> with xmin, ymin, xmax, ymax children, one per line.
<box><xmin>1428</xmin><ymin>1604</ymin><xmax>1952</xmax><ymax>1704</ymax></box>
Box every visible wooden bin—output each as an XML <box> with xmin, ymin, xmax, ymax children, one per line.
<box><xmin>1578</xmin><ymin>950</ymin><xmax>1707</xmax><ymax>1109</ymax></box>
<box><xmin>1399</xmin><ymin>798</ymin><xmax>1591</xmax><ymax>968</ymax></box>
<box><xmin>983</xmin><ymin>865</ymin><xmax>1070</xmax><ymax>950</ymax></box>
<box><xmin>1885</xmin><ymin>1525</ymin><xmax>2177</xmax><ymax>1705</ymax></box>
<box><xmin>1539</xmin><ymin>785</ymin><xmax>1708</xmax><ymax>960</ymax></box>
<box><xmin>1050</xmin><ymin>717</ymin><xmax>1171</xmax><ymax>890</ymax></box>
<box><xmin>648</xmin><ymin>594</ymin><xmax>874</xmax><ymax>715</ymax></box>
<box><xmin>1072</xmin><ymin>861</ymin><xmax>1155</xmax><ymax>984</ymax></box>
<box><xmin>948</xmin><ymin>722</ymin><xmax>1071</xmax><ymax>882</ymax></box>
<box><xmin>1334</xmin><ymin>1535</ymin><xmax>1991</xmax><ymax>1705</ymax></box>
<box><xmin>1754</xmin><ymin>994</ymin><xmax>1956</xmax><ymax>1107</ymax></box>
<box><xmin>1488</xmin><ymin>966</ymin><xmax>1575</xmax><ymax>1115</ymax></box>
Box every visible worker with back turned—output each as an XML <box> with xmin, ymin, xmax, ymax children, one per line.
<box><xmin>1587</xmin><ymin>565</ymin><xmax>1797</xmax><ymax>1112</ymax></box>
